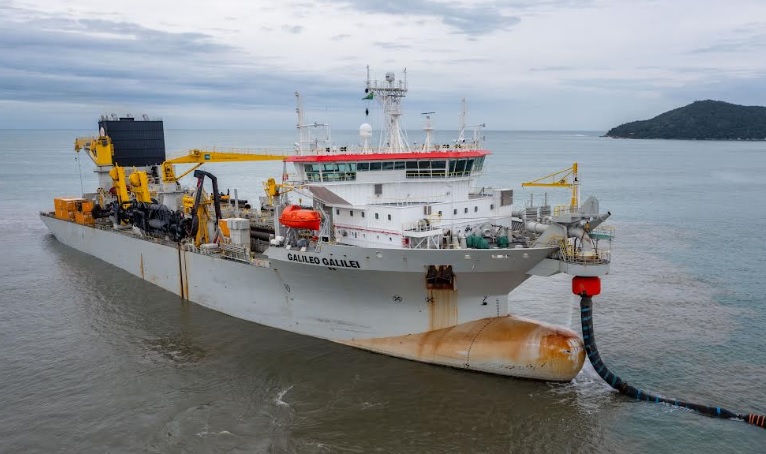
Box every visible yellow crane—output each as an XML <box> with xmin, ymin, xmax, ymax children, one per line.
<box><xmin>74</xmin><ymin>135</ymin><xmax>290</xmax><ymax>180</ymax></box>
<box><xmin>161</xmin><ymin>148</ymin><xmax>289</xmax><ymax>183</ymax></box>
<box><xmin>74</xmin><ymin>135</ymin><xmax>114</xmax><ymax>166</ymax></box>
<box><xmin>521</xmin><ymin>162</ymin><xmax>580</xmax><ymax>210</ymax></box>
<box><xmin>74</xmin><ymin>136</ymin><xmax>293</xmax><ymax>213</ymax></box>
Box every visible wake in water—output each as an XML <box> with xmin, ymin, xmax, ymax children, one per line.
<box><xmin>275</xmin><ymin>385</ymin><xmax>293</xmax><ymax>407</ymax></box>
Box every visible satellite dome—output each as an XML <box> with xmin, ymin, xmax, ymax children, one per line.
<box><xmin>359</xmin><ymin>123</ymin><xmax>373</xmax><ymax>138</ymax></box>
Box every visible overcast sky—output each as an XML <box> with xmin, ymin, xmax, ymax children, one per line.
<box><xmin>2</xmin><ymin>0</ymin><xmax>765</xmax><ymax>131</ymax></box>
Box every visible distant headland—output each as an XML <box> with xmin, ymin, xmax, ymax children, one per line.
<box><xmin>605</xmin><ymin>100</ymin><xmax>766</xmax><ymax>140</ymax></box>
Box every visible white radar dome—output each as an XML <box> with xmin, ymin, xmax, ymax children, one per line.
<box><xmin>359</xmin><ymin>123</ymin><xmax>373</xmax><ymax>138</ymax></box>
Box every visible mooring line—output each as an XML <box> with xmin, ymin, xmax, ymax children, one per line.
<box><xmin>579</xmin><ymin>293</ymin><xmax>765</xmax><ymax>430</ymax></box>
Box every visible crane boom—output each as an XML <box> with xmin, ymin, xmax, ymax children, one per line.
<box><xmin>161</xmin><ymin>148</ymin><xmax>291</xmax><ymax>182</ymax></box>
<box><xmin>521</xmin><ymin>162</ymin><xmax>579</xmax><ymax>210</ymax></box>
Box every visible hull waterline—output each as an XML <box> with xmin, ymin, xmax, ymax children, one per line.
<box><xmin>41</xmin><ymin>213</ymin><xmax>585</xmax><ymax>381</ymax></box>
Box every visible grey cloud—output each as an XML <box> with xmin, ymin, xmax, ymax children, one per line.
<box><xmin>664</xmin><ymin>74</ymin><xmax>766</xmax><ymax>107</ymax></box>
<box><xmin>530</xmin><ymin>66</ymin><xmax>574</xmax><ymax>72</ymax></box>
<box><xmin>321</xmin><ymin>0</ymin><xmax>520</xmax><ymax>36</ymax></box>
<box><xmin>688</xmin><ymin>30</ymin><xmax>766</xmax><ymax>55</ymax></box>
<box><xmin>282</xmin><ymin>25</ymin><xmax>304</xmax><ymax>34</ymax></box>
<box><xmin>0</xmin><ymin>7</ymin><xmax>359</xmax><ymax>113</ymax></box>
<box><xmin>374</xmin><ymin>42</ymin><xmax>412</xmax><ymax>50</ymax></box>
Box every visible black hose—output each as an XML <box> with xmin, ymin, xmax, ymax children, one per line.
<box><xmin>579</xmin><ymin>294</ymin><xmax>766</xmax><ymax>429</ymax></box>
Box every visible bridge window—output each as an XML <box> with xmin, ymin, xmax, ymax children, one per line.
<box><xmin>446</xmin><ymin>158</ymin><xmax>479</xmax><ymax>177</ymax></box>
<box><xmin>405</xmin><ymin>160</ymin><xmax>448</xmax><ymax>179</ymax></box>
<box><xmin>475</xmin><ymin>156</ymin><xmax>485</xmax><ymax>172</ymax></box>
<box><xmin>431</xmin><ymin>160</ymin><xmax>446</xmax><ymax>177</ymax></box>
<box><xmin>301</xmin><ymin>162</ymin><xmax>356</xmax><ymax>182</ymax></box>
<box><xmin>304</xmin><ymin>164</ymin><xmax>321</xmax><ymax>182</ymax></box>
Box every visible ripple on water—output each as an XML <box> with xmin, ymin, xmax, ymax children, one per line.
<box><xmin>142</xmin><ymin>333</ymin><xmax>207</xmax><ymax>366</ymax></box>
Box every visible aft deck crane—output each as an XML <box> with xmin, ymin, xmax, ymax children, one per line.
<box><xmin>75</xmin><ymin>136</ymin><xmax>291</xmax><ymax>183</ymax></box>
<box><xmin>521</xmin><ymin>162</ymin><xmax>580</xmax><ymax>210</ymax></box>
<box><xmin>161</xmin><ymin>149</ymin><xmax>290</xmax><ymax>183</ymax></box>
<box><xmin>74</xmin><ymin>135</ymin><xmax>114</xmax><ymax>167</ymax></box>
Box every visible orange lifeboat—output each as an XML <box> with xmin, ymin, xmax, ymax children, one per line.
<box><xmin>279</xmin><ymin>205</ymin><xmax>321</xmax><ymax>231</ymax></box>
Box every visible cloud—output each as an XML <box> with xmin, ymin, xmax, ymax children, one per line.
<box><xmin>281</xmin><ymin>25</ymin><xmax>304</xmax><ymax>34</ymax></box>
<box><xmin>0</xmin><ymin>6</ymin><xmax>334</xmax><ymax>111</ymax></box>
<box><xmin>320</xmin><ymin>0</ymin><xmax>521</xmax><ymax>36</ymax></box>
<box><xmin>2</xmin><ymin>0</ymin><xmax>766</xmax><ymax>130</ymax></box>
<box><xmin>373</xmin><ymin>42</ymin><xmax>412</xmax><ymax>50</ymax></box>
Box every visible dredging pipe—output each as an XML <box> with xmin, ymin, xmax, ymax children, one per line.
<box><xmin>573</xmin><ymin>276</ymin><xmax>766</xmax><ymax>430</ymax></box>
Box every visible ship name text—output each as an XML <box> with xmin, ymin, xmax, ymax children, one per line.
<box><xmin>287</xmin><ymin>253</ymin><xmax>361</xmax><ymax>269</ymax></box>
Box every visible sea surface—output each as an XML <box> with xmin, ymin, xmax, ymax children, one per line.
<box><xmin>1</xmin><ymin>128</ymin><xmax>765</xmax><ymax>453</ymax></box>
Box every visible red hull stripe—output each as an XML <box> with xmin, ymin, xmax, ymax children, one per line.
<box><xmin>285</xmin><ymin>150</ymin><xmax>491</xmax><ymax>163</ymax></box>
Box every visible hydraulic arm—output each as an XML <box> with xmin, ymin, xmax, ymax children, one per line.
<box><xmin>161</xmin><ymin>149</ymin><xmax>288</xmax><ymax>183</ymax></box>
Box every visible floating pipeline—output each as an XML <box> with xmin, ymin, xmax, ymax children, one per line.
<box><xmin>573</xmin><ymin>276</ymin><xmax>766</xmax><ymax>430</ymax></box>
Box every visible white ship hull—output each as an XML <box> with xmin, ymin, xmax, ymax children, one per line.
<box><xmin>41</xmin><ymin>214</ymin><xmax>586</xmax><ymax>381</ymax></box>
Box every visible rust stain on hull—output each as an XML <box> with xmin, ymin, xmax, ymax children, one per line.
<box><xmin>341</xmin><ymin>316</ymin><xmax>585</xmax><ymax>381</ymax></box>
<box><xmin>428</xmin><ymin>289</ymin><xmax>458</xmax><ymax>330</ymax></box>
<box><xmin>182</xmin><ymin>246</ymin><xmax>189</xmax><ymax>300</ymax></box>
<box><xmin>140</xmin><ymin>253</ymin><xmax>145</xmax><ymax>280</ymax></box>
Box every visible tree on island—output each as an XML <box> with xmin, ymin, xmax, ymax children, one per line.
<box><xmin>605</xmin><ymin>100</ymin><xmax>766</xmax><ymax>140</ymax></box>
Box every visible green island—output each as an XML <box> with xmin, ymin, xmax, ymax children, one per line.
<box><xmin>605</xmin><ymin>100</ymin><xmax>766</xmax><ymax>140</ymax></box>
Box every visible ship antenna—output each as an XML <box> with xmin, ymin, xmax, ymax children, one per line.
<box><xmin>365</xmin><ymin>66</ymin><xmax>410</xmax><ymax>152</ymax></box>
<box><xmin>295</xmin><ymin>92</ymin><xmax>305</xmax><ymax>154</ymax></box>
<box><xmin>458</xmin><ymin>98</ymin><xmax>466</xmax><ymax>144</ymax></box>
<box><xmin>422</xmin><ymin>112</ymin><xmax>435</xmax><ymax>151</ymax></box>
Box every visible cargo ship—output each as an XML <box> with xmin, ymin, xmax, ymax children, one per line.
<box><xmin>41</xmin><ymin>68</ymin><xmax>613</xmax><ymax>381</ymax></box>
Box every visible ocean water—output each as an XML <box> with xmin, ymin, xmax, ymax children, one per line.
<box><xmin>1</xmin><ymin>128</ymin><xmax>765</xmax><ymax>453</ymax></box>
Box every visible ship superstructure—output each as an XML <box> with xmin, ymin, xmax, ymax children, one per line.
<box><xmin>41</xmin><ymin>68</ymin><xmax>613</xmax><ymax>381</ymax></box>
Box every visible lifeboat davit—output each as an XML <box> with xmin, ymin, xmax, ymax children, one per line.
<box><xmin>279</xmin><ymin>205</ymin><xmax>321</xmax><ymax>231</ymax></box>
